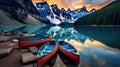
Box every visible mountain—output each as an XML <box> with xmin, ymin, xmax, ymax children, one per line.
<box><xmin>51</xmin><ymin>4</ymin><xmax>60</xmax><ymax>16</ymax></box>
<box><xmin>90</xmin><ymin>8</ymin><xmax>96</xmax><ymax>13</ymax></box>
<box><xmin>24</xmin><ymin>0</ymin><xmax>39</xmax><ymax>14</ymax></box>
<box><xmin>34</xmin><ymin>2</ymin><xmax>93</xmax><ymax>24</ymax></box>
<box><xmin>0</xmin><ymin>0</ymin><xmax>28</xmax><ymax>22</ymax></box>
<box><xmin>34</xmin><ymin>1</ymin><xmax>51</xmax><ymax>18</ymax></box>
<box><xmin>60</xmin><ymin>6</ymin><xmax>90</xmax><ymax>20</ymax></box>
<box><xmin>74</xmin><ymin>0</ymin><xmax>120</xmax><ymax>25</ymax></box>
<box><xmin>0</xmin><ymin>9</ymin><xmax>24</xmax><ymax>26</ymax></box>
<box><xmin>71</xmin><ymin>6</ymin><xmax>89</xmax><ymax>20</ymax></box>
<box><xmin>79</xmin><ymin>6</ymin><xmax>89</xmax><ymax>13</ymax></box>
<box><xmin>0</xmin><ymin>0</ymin><xmax>43</xmax><ymax>25</ymax></box>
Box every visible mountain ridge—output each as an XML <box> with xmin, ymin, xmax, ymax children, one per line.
<box><xmin>0</xmin><ymin>0</ymin><xmax>44</xmax><ymax>25</ymax></box>
<box><xmin>74</xmin><ymin>0</ymin><xmax>120</xmax><ymax>25</ymax></box>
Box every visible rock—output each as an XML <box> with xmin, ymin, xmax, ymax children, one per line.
<box><xmin>0</xmin><ymin>47</ymin><xmax>13</xmax><ymax>58</ymax></box>
<box><xmin>22</xmin><ymin>52</ymin><xmax>37</xmax><ymax>63</ymax></box>
<box><xmin>33</xmin><ymin>63</ymin><xmax>37</xmax><ymax>67</ymax></box>
<box><xmin>4</xmin><ymin>32</ymin><xmax>12</xmax><ymax>36</ymax></box>
<box><xmin>29</xmin><ymin>47</ymin><xmax>38</xmax><ymax>54</ymax></box>
<box><xmin>13</xmin><ymin>45</ymin><xmax>19</xmax><ymax>49</ymax></box>
<box><xmin>12</xmin><ymin>39</ymin><xmax>19</xmax><ymax>43</ymax></box>
<box><xmin>21</xmin><ymin>64</ymin><xmax>33</xmax><ymax>67</ymax></box>
<box><xmin>0</xmin><ymin>30</ymin><xmax>3</xmax><ymax>35</ymax></box>
<box><xmin>9</xmin><ymin>43</ymin><xmax>19</xmax><ymax>49</ymax></box>
<box><xmin>23</xmin><ymin>34</ymin><xmax>35</xmax><ymax>37</ymax></box>
<box><xmin>0</xmin><ymin>36</ymin><xmax>12</xmax><ymax>42</ymax></box>
<box><xmin>21</xmin><ymin>49</ymin><xmax>29</xmax><ymax>52</ymax></box>
<box><xmin>9</xmin><ymin>43</ymin><xmax>17</xmax><ymax>47</ymax></box>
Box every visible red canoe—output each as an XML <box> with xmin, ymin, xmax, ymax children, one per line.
<box><xmin>18</xmin><ymin>36</ymin><xmax>53</xmax><ymax>49</ymax></box>
<box><xmin>58</xmin><ymin>41</ymin><xmax>79</xmax><ymax>65</ymax></box>
<box><xmin>37</xmin><ymin>41</ymin><xmax>58</xmax><ymax>67</ymax></box>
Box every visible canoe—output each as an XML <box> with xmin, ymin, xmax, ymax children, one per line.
<box><xmin>37</xmin><ymin>41</ymin><xmax>58</xmax><ymax>67</ymax></box>
<box><xmin>58</xmin><ymin>41</ymin><xmax>79</xmax><ymax>65</ymax></box>
<box><xmin>18</xmin><ymin>36</ymin><xmax>53</xmax><ymax>49</ymax></box>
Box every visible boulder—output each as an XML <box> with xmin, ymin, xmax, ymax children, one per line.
<box><xmin>0</xmin><ymin>36</ymin><xmax>12</xmax><ymax>42</ymax></box>
<box><xmin>0</xmin><ymin>47</ymin><xmax>13</xmax><ymax>58</ymax></box>
<box><xmin>29</xmin><ymin>47</ymin><xmax>38</xmax><ymax>54</ymax></box>
<box><xmin>21</xmin><ymin>49</ymin><xmax>29</xmax><ymax>52</ymax></box>
<box><xmin>22</xmin><ymin>52</ymin><xmax>37</xmax><ymax>63</ymax></box>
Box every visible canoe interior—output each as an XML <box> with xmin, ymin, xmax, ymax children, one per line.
<box><xmin>58</xmin><ymin>41</ymin><xmax>79</xmax><ymax>66</ymax></box>
<box><xmin>59</xmin><ymin>41</ymin><xmax>77</xmax><ymax>53</ymax></box>
<box><xmin>37</xmin><ymin>41</ymin><xmax>56</xmax><ymax>58</ymax></box>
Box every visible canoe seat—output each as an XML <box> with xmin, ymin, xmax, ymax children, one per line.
<box><xmin>49</xmin><ymin>41</ymin><xmax>56</xmax><ymax>45</ymax></box>
<box><xmin>46</xmin><ymin>45</ymin><xmax>55</xmax><ymax>50</ymax></box>
<box><xmin>25</xmin><ymin>37</ymin><xmax>46</xmax><ymax>42</ymax></box>
<box><xmin>43</xmin><ymin>50</ymin><xmax>52</xmax><ymax>52</ymax></box>
<box><xmin>39</xmin><ymin>50</ymin><xmax>52</xmax><ymax>56</ymax></box>
<box><xmin>67</xmin><ymin>49</ymin><xmax>76</xmax><ymax>53</ymax></box>
<box><xmin>61</xmin><ymin>45</ymin><xmax>70</xmax><ymax>49</ymax></box>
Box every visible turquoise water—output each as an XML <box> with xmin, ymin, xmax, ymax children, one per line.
<box><xmin>18</xmin><ymin>25</ymin><xmax>92</xmax><ymax>42</ymax></box>
<box><xmin>74</xmin><ymin>26</ymin><xmax>120</xmax><ymax>48</ymax></box>
<box><xmin>0</xmin><ymin>25</ymin><xmax>24</xmax><ymax>32</ymax></box>
<box><xmin>74</xmin><ymin>26</ymin><xmax>120</xmax><ymax>67</ymax></box>
<box><xmin>80</xmin><ymin>46</ymin><xmax>120</xmax><ymax>67</ymax></box>
<box><xmin>0</xmin><ymin>25</ymin><xmax>120</xmax><ymax>67</ymax></box>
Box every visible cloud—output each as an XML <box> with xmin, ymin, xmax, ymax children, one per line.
<box><xmin>32</xmin><ymin>0</ymin><xmax>116</xmax><ymax>11</ymax></box>
<box><xmin>93</xmin><ymin>54</ymin><xmax>106</xmax><ymax>66</ymax></box>
<box><xmin>83</xmin><ymin>0</ymin><xmax>116</xmax><ymax>7</ymax></box>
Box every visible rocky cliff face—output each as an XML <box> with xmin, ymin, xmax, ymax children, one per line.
<box><xmin>0</xmin><ymin>0</ymin><xmax>40</xmax><ymax>23</ymax></box>
<box><xmin>35</xmin><ymin>1</ymin><xmax>51</xmax><ymax>18</ymax></box>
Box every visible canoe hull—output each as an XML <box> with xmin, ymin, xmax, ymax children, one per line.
<box><xmin>19</xmin><ymin>37</ymin><xmax>53</xmax><ymax>49</ymax></box>
<box><xmin>58</xmin><ymin>45</ymin><xmax>79</xmax><ymax>65</ymax></box>
<box><xmin>37</xmin><ymin>45</ymin><xmax>58</xmax><ymax>67</ymax></box>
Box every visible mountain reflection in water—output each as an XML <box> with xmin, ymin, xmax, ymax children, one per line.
<box><xmin>0</xmin><ymin>25</ymin><xmax>120</xmax><ymax>67</ymax></box>
<box><xmin>74</xmin><ymin>26</ymin><xmax>120</xmax><ymax>48</ymax></box>
<box><xmin>21</xmin><ymin>25</ymin><xmax>120</xmax><ymax>67</ymax></box>
<box><xmin>28</xmin><ymin>26</ymin><xmax>91</xmax><ymax>42</ymax></box>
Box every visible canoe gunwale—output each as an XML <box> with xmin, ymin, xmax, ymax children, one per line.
<box><xmin>18</xmin><ymin>37</ymin><xmax>53</xmax><ymax>49</ymax></box>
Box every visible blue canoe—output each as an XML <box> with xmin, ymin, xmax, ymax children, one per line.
<box><xmin>58</xmin><ymin>41</ymin><xmax>79</xmax><ymax>65</ymax></box>
<box><xmin>37</xmin><ymin>41</ymin><xmax>58</xmax><ymax>67</ymax></box>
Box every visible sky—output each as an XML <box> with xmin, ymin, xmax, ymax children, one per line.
<box><xmin>32</xmin><ymin>0</ymin><xmax>116</xmax><ymax>11</ymax></box>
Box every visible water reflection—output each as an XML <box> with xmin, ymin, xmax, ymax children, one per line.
<box><xmin>0</xmin><ymin>25</ymin><xmax>120</xmax><ymax>67</ymax></box>
<box><xmin>22</xmin><ymin>25</ymin><xmax>120</xmax><ymax>67</ymax></box>
<box><xmin>80</xmin><ymin>46</ymin><xmax>120</xmax><ymax>67</ymax></box>
<box><xmin>0</xmin><ymin>25</ymin><xmax>24</xmax><ymax>32</ymax></box>
<box><xmin>30</xmin><ymin>26</ymin><xmax>91</xmax><ymax>42</ymax></box>
<box><xmin>19</xmin><ymin>25</ymin><xmax>45</xmax><ymax>33</ymax></box>
<box><xmin>74</xmin><ymin>26</ymin><xmax>120</xmax><ymax>48</ymax></box>
<box><xmin>65</xmin><ymin>39</ymin><xmax>120</xmax><ymax>67</ymax></box>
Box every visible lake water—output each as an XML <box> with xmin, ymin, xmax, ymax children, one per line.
<box><xmin>19</xmin><ymin>25</ymin><xmax>92</xmax><ymax>42</ymax></box>
<box><xmin>0</xmin><ymin>25</ymin><xmax>120</xmax><ymax>67</ymax></box>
